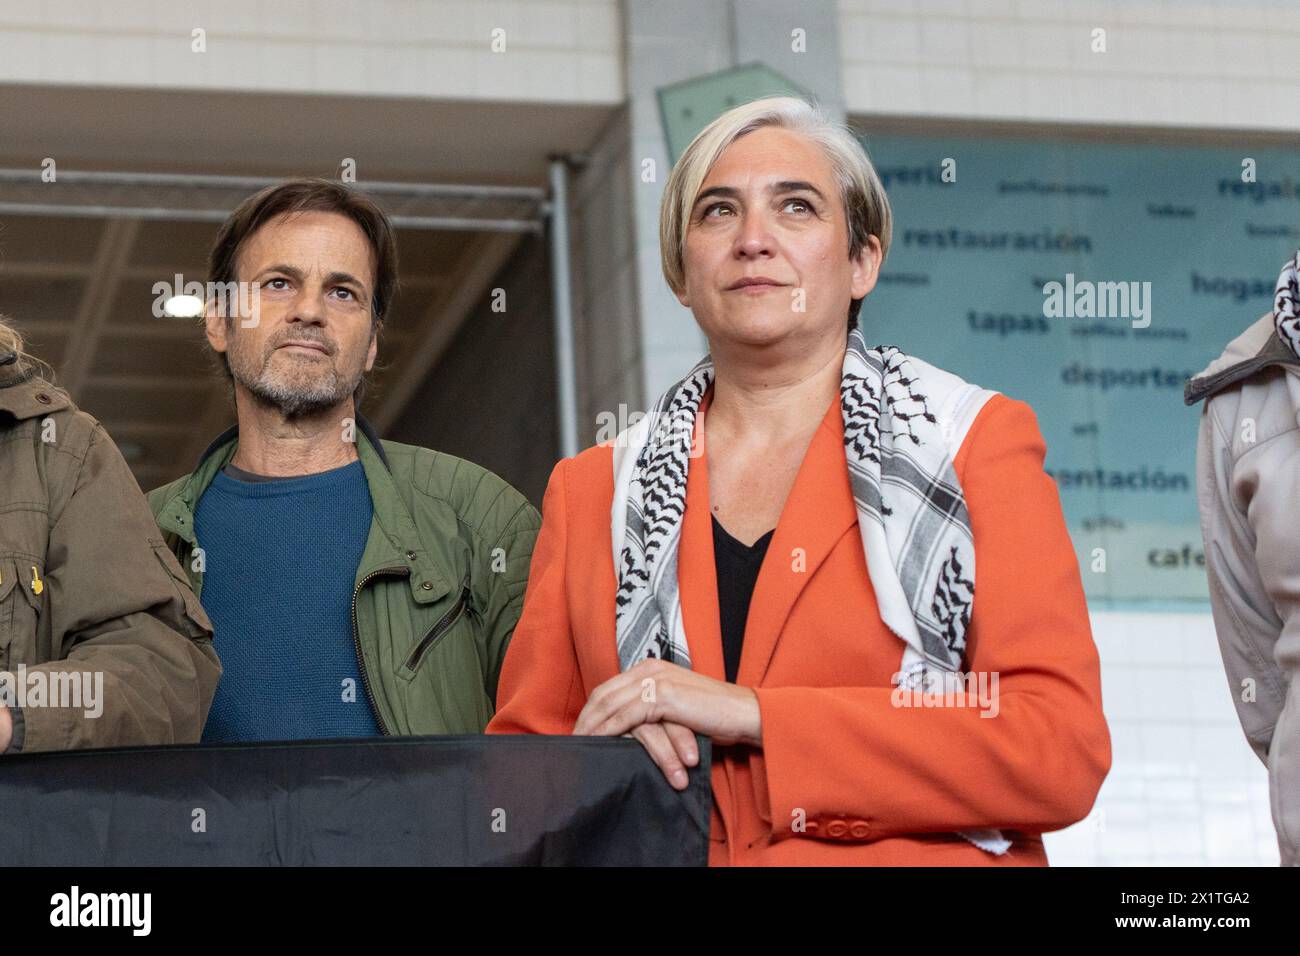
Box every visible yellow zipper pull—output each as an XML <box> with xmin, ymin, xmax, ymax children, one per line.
<box><xmin>30</xmin><ymin>566</ymin><xmax>43</xmax><ymax>596</ymax></box>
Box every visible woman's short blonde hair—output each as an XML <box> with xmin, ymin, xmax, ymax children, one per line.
<box><xmin>0</xmin><ymin>314</ymin><xmax>53</xmax><ymax>379</ymax></box>
<box><xmin>659</xmin><ymin>96</ymin><xmax>892</xmax><ymax>323</ymax></box>
<box><xmin>0</xmin><ymin>313</ymin><xmax>24</xmax><ymax>359</ymax></box>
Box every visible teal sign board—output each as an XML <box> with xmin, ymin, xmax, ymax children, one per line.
<box><xmin>856</xmin><ymin>134</ymin><xmax>1299</xmax><ymax>605</ymax></box>
<box><xmin>658</xmin><ymin>64</ymin><xmax>808</xmax><ymax>163</ymax></box>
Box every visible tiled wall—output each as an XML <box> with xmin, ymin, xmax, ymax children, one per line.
<box><xmin>0</xmin><ymin>0</ymin><xmax>623</xmax><ymax>103</ymax></box>
<box><xmin>837</xmin><ymin>0</ymin><xmax>1291</xmax><ymax>865</ymax></box>
<box><xmin>1046</xmin><ymin>611</ymin><xmax>1280</xmax><ymax>865</ymax></box>
<box><xmin>839</xmin><ymin>0</ymin><xmax>1300</xmax><ymax>130</ymax></box>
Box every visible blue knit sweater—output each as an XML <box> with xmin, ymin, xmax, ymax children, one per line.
<box><xmin>195</xmin><ymin>460</ymin><xmax>382</xmax><ymax>742</ymax></box>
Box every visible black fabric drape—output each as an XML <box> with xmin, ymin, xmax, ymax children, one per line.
<box><xmin>0</xmin><ymin>734</ymin><xmax>711</xmax><ymax>866</ymax></box>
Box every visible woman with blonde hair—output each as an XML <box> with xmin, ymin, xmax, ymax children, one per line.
<box><xmin>0</xmin><ymin>314</ymin><xmax>220</xmax><ymax>753</ymax></box>
<box><xmin>489</xmin><ymin>97</ymin><xmax>1110</xmax><ymax>865</ymax></box>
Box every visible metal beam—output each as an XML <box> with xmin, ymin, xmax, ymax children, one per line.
<box><xmin>0</xmin><ymin>169</ymin><xmax>546</xmax><ymax>234</ymax></box>
<box><xmin>547</xmin><ymin>156</ymin><xmax>579</xmax><ymax>459</ymax></box>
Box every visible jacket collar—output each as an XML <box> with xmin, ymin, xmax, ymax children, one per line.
<box><xmin>190</xmin><ymin>413</ymin><xmax>394</xmax><ymax>476</ymax></box>
<box><xmin>1185</xmin><ymin>312</ymin><xmax>1300</xmax><ymax>405</ymax></box>
<box><xmin>156</xmin><ymin>412</ymin><xmax>453</xmax><ymax>604</ymax></box>
<box><xmin>0</xmin><ymin>351</ymin><xmax>72</xmax><ymax>421</ymax></box>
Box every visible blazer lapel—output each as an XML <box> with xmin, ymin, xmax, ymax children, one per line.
<box><xmin>736</xmin><ymin>397</ymin><xmax>857</xmax><ymax>687</ymax></box>
<box><xmin>676</xmin><ymin>392</ymin><xmax>736</xmax><ymax>840</ymax></box>
<box><xmin>679</xmin><ymin>390</ymin><xmax>727</xmax><ymax>682</ymax></box>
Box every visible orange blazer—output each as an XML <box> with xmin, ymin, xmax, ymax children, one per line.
<box><xmin>488</xmin><ymin>389</ymin><xmax>1111</xmax><ymax>866</ymax></box>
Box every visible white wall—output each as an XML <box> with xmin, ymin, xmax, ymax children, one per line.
<box><xmin>838</xmin><ymin>0</ymin><xmax>1291</xmax><ymax>865</ymax></box>
<box><xmin>0</xmin><ymin>0</ymin><xmax>622</xmax><ymax>103</ymax></box>
<box><xmin>840</xmin><ymin>0</ymin><xmax>1300</xmax><ymax>131</ymax></box>
<box><xmin>1045</xmin><ymin>611</ymin><xmax>1280</xmax><ymax>865</ymax></box>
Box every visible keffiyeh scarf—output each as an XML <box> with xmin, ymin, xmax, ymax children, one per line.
<box><xmin>610</xmin><ymin>327</ymin><xmax>1009</xmax><ymax>855</ymax></box>
<box><xmin>1274</xmin><ymin>249</ymin><xmax>1300</xmax><ymax>359</ymax></box>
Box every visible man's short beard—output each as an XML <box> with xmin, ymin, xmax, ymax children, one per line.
<box><xmin>230</xmin><ymin>347</ymin><xmax>366</xmax><ymax>419</ymax></box>
<box><xmin>241</xmin><ymin>366</ymin><xmax>356</xmax><ymax>418</ymax></box>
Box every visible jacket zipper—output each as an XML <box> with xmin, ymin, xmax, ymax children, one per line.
<box><xmin>351</xmin><ymin>565</ymin><xmax>410</xmax><ymax>736</ymax></box>
<box><xmin>403</xmin><ymin>584</ymin><xmax>472</xmax><ymax>673</ymax></box>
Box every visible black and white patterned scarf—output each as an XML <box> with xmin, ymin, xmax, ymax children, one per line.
<box><xmin>1275</xmin><ymin>249</ymin><xmax>1300</xmax><ymax>359</ymax></box>
<box><xmin>610</xmin><ymin>327</ymin><xmax>1008</xmax><ymax>855</ymax></box>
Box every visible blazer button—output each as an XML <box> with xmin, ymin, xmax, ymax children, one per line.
<box><xmin>849</xmin><ymin>821</ymin><xmax>871</xmax><ymax>839</ymax></box>
<box><xmin>826</xmin><ymin>819</ymin><xmax>849</xmax><ymax>839</ymax></box>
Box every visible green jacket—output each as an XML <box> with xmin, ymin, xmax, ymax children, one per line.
<box><xmin>147</xmin><ymin>417</ymin><xmax>541</xmax><ymax>736</ymax></box>
<box><xmin>0</xmin><ymin>353</ymin><xmax>220</xmax><ymax>753</ymax></box>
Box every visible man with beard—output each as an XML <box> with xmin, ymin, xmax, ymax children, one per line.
<box><xmin>149</xmin><ymin>179</ymin><xmax>539</xmax><ymax>742</ymax></box>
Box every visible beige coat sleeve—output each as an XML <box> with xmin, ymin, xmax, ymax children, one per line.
<box><xmin>1197</xmin><ymin>399</ymin><xmax>1299</xmax><ymax>866</ymax></box>
<box><xmin>13</xmin><ymin>423</ymin><xmax>221</xmax><ymax>752</ymax></box>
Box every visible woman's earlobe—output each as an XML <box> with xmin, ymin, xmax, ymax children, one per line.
<box><xmin>850</xmin><ymin>263</ymin><xmax>875</xmax><ymax>299</ymax></box>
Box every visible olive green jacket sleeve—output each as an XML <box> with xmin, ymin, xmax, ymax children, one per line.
<box><xmin>412</xmin><ymin>447</ymin><xmax>541</xmax><ymax>709</ymax></box>
<box><xmin>8</xmin><ymin>415</ymin><xmax>221</xmax><ymax>753</ymax></box>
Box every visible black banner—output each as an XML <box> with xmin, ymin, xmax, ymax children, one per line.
<box><xmin>0</xmin><ymin>734</ymin><xmax>711</xmax><ymax>866</ymax></box>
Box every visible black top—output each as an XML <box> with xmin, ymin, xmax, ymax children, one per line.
<box><xmin>711</xmin><ymin>515</ymin><xmax>775</xmax><ymax>683</ymax></box>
